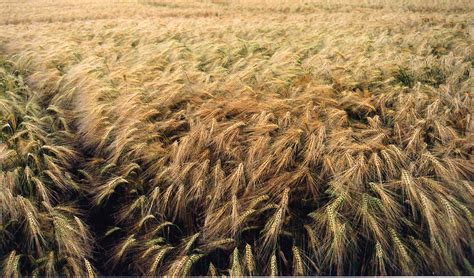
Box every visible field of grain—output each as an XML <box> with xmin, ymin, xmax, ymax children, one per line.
<box><xmin>0</xmin><ymin>0</ymin><xmax>473</xmax><ymax>276</ymax></box>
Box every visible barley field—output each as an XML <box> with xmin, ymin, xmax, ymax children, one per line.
<box><xmin>0</xmin><ymin>0</ymin><xmax>473</xmax><ymax>276</ymax></box>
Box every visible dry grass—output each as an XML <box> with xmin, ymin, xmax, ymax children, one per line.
<box><xmin>0</xmin><ymin>0</ymin><xmax>473</xmax><ymax>275</ymax></box>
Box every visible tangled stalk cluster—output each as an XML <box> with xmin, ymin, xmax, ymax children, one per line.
<box><xmin>1</xmin><ymin>0</ymin><xmax>473</xmax><ymax>276</ymax></box>
<box><xmin>0</xmin><ymin>59</ymin><xmax>95</xmax><ymax>276</ymax></box>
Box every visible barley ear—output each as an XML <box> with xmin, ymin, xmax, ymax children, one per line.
<box><xmin>270</xmin><ymin>253</ymin><xmax>278</xmax><ymax>277</ymax></box>
<box><xmin>84</xmin><ymin>258</ymin><xmax>95</xmax><ymax>278</ymax></box>
<box><xmin>230</xmin><ymin>247</ymin><xmax>242</xmax><ymax>277</ymax></box>
<box><xmin>292</xmin><ymin>245</ymin><xmax>304</xmax><ymax>275</ymax></box>
<box><xmin>244</xmin><ymin>243</ymin><xmax>255</xmax><ymax>275</ymax></box>
<box><xmin>208</xmin><ymin>262</ymin><xmax>217</xmax><ymax>277</ymax></box>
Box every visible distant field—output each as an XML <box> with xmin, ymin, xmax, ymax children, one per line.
<box><xmin>0</xmin><ymin>0</ymin><xmax>473</xmax><ymax>276</ymax></box>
